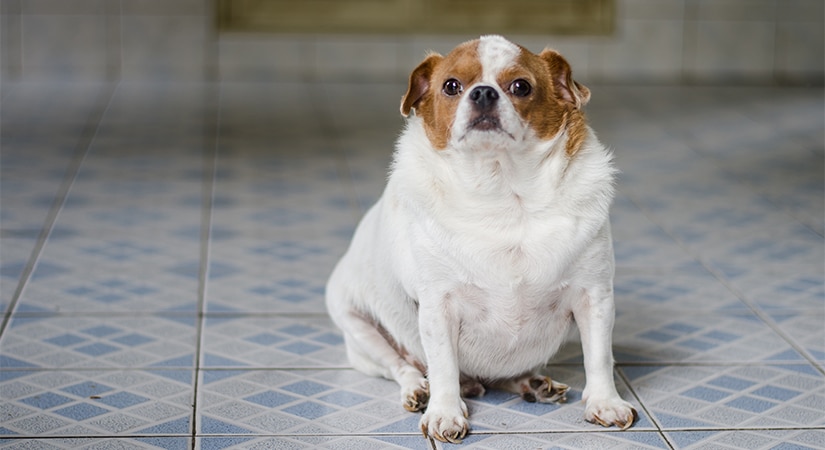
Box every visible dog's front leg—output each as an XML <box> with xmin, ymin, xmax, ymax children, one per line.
<box><xmin>417</xmin><ymin>293</ymin><xmax>469</xmax><ymax>444</ymax></box>
<box><xmin>574</xmin><ymin>287</ymin><xmax>637</xmax><ymax>430</ymax></box>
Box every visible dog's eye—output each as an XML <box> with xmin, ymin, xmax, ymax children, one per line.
<box><xmin>509</xmin><ymin>79</ymin><xmax>532</xmax><ymax>97</ymax></box>
<box><xmin>443</xmin><ymin>79</ymin><xmax>463</xmax><ymax>96</ymax></box>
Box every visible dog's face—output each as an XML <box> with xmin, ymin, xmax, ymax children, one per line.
<box><xmin>401</xmin><ymin>35</ymin><xmax>590</xmax><ymax>155</ymax></box>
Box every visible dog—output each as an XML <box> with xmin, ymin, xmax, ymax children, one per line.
<box><xmin>326</xmin><ymin>35</ymin><xmax>637</xmax><ymax>444</ymax></box>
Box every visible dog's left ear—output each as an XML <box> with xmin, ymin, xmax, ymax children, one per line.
<box><xmin>540</xmin><ymin>49</ymin><xmax>590</xmax><ymax>109</ymax></box>
<box><xmin>401</xmin><ymin>52</ymin><xmax>443</xmax><ymax>117</ymax></box>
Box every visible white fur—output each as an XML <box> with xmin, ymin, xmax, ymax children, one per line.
<box><xmin>326</xmin><ymin>36</ymin><xmax>636</xmax><ymax>444</ymax></box>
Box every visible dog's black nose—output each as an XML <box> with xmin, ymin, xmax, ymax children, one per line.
<box><xmin>469</xmin><ymin>86</ymin><xmax>499</xmax><ymax>109</ymax></box>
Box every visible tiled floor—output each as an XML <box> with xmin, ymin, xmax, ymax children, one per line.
<box><xmin>1</xmin><ymin>80</ymin><xmax>823</xmax><ymax>449</ymax></box>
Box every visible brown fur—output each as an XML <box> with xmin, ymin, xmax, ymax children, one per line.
<box><xmin>401</xmin><ymin>39</ymin><xmax>590</xmax><ymax>156</ymax></box>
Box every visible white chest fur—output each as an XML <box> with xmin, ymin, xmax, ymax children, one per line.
<box><xmin>378</xmin><ymin>121</ymin><xmax>615</xmax><ymax>378</ymax></box>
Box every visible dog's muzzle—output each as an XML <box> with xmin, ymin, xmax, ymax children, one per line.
<box><xmin>468</xmin><ymin>86</ymin><xmax>501</xmax><ymax>132</ymax></box>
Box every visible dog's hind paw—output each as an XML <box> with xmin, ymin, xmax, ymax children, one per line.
<box><xmin>584</xmin><ymin>397</ymin><xmax>637</xmax><ymax>430</ymax></box>
<box><xmin>402</xmin><ymin>378</ymin><xmax>429</xmax><ymax>412</ymax></box>
<box><xmin>521</xmin><ymin>375</ymin><xmax>569</xmax><ymax>403</ymax></box>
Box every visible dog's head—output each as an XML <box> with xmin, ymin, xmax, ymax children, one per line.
<box><xmin>401</xmin><ymin>35</ymin><xmax>590</xmax><ymax>155</ymax></box>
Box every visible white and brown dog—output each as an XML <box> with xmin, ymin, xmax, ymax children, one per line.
<box><xmin>326</xmin><ymin>35</ymin><xmax>636</xmax><ymax>444</ymax></box>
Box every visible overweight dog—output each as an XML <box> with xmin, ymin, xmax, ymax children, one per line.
<box><xmin>326</xmin><ymin>35</ymin><xmax>637</xmax><ymax>444</ymax></box>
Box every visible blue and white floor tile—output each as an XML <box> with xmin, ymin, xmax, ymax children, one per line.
<box><xmin>1</xmin><ymin>81</ymin><xmax>822</xmax><ymax>449</ymax></box>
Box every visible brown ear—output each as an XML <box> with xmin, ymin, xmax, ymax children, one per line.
<box><xmin>539</xmin><ymin>49</ymin><xmax>590</xmax><ymax>108</ymax></box>
<box><xmin>400</xmin><ymin>53</ymin><xmax>442</xmax><ymax>117</ymax></box>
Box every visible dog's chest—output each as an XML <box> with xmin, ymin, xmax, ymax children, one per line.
<box><xmin>449</xmin><ymin>279</ymin><xmax>573</xmax><ymax>378</ymax></box>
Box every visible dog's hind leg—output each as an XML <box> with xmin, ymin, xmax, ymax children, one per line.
<box><xmin>339</xmin><ymin>311</ymin><xmax>429</xmax><ymax>412</ymax></box>
<box><xmin>491</xmin><ymin>373</ymin><xmax>569</xmax><ymax>403</ymax></box>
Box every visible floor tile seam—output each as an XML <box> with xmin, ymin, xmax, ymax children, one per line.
<box><xmin>0</xmin><ymin>434</ymin><xmax>192</xmax><ymax>440</ymax></box>
<box><xmin>6</xmin><ymin>359</ymin><xmax>818</xmax><ymax>374</ymax></box>
<box><xmin>1</xmin><ymin>425</ymin><xmax>820</xmax><ymax>441</ymax></box>
<box><xmin>190</xmin><ymin>430</ymin><xmax>672</xmax><ymax>438</ymax></box>
<box><xmin>621</xmin><ymin>194</ymin><xmax>825</xmax><ymax>376</ymax></box>
<box><xmin>191</xmin><ymin>82</ymin><xmax>222</xmax><ymax>446</ymax></box>
<box><xmin>693</xmin><ymin>264</ymin><xmax>825</xmax><ymax>376</ymax></box>
<box><xmin>0</xmin><ymin>81</ymin><xmax>120</xmax><ymax>339</ymax></box>
<box><xmin>614</xmin><ymin>361</ymin><xmax>822</xmax><ymax>367</ymax></box>
<box><xmin>0</xmin><ymin>367</ymin><xmax>195</xmax><ymax>373</ymax></box>
<box><xmin>616</xmin><ymin>366</ymin><xmax>665</xmax><ymax>435</ymax></box>
<box><xmin>3</xmin><ymin>312</ymin><xmax>333</xmax><ymax>318</ymax></box>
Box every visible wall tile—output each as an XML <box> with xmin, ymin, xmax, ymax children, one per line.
<box><xmin>688</xmin><ymin>0</ymin><xmax>778</xmax><ymax>21</ymax></box>
<box><xmin>22</xmin><ymin>0</ymin><xmax>106</xmax><ymax>15</ymax></box>
<box><xmin>590</xmin><ymin>19</ymin><xmax>683</xmax><ymax>82</ymax></box>
<box><xmin>120</xmin><ymin>15</ymin><xmax>209</xmax><ymax>81</ymax></box>
<box><xmin>314</xmin><ymin>35</ymin><xmax>403</xmax><ymax>81</ymax></box>
<box><xmin>775</xmin><ymin>22</ymin><xmax>825</xmax><ymax>83</ymax></box>
<box><xmin>120</xmin><ymin>0</ymin><xmax>205</xmax><ymax>16</ymax></box>
<box><xmin>21</xmin><ymin>14</ymin><xmax>109</xmax><ymax>80</ymax></box>
<box><xmin>776</xmin><ymin>0</ymin><xmax>825</xmax><ymax>22</ymax></box>
<box><xmin>1</xmin><ymin>0</ymin><xmax>23</xmax><ymax>83</ymax></box>
<box><xmin>619</xmin><ymin>0</ymin><xmax>685</xmax><ymax>20</ymax></box>
<box><xmin>5</xmin><ymin>0</ymin><xmax>823</xmax><ymax>84</ymax></box>
<box><xmin>685</xmin><ymin>21</ymin><xmax>775</xmax><ymax>82</ymax></box>
<box><xmin>219</xmin><ymin>35</ymin><xmax>314</xmax><ymax>82</ymax></box>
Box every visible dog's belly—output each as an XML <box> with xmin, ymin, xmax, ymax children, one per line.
<box><xmin>451</xmin><ymin>285</ymin><xmax>574</xmax><ymax>380</ymax></box>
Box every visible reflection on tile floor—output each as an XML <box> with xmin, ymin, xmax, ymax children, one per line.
<box><xmin>1</xmin><ymin>81</ymin><xmax>823</xmax><ymax>449</ymax></box>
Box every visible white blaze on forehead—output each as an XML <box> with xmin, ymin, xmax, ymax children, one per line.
<box><xmin>478</xmin><ymin>35</ymin><xmax>520</xmax><ymax>83</ymax></box>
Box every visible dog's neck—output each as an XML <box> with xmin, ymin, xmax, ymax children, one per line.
<box><xmin>392</xmin><ymin>118</ymin><xmax>586</xmax><ymax>229</ymax></box>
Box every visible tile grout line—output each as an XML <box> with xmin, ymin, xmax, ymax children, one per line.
<box><xmin>621</xmin><ymin>191</ymin><xmax>825</xmax><ymax>377</ymax></box>
<box><xmin>670</xmin><ymin>138</ymin><xmax>825</xmax><ymax>374</ymax></box>
<box><xmin>615</xmin><ymin>367</ymin><xmax>676</xmax><ymax>450</ymax></box>
<box><xmin>0</xmin><ymin>81</ymin><xmax>119</xmax><ymax>339</ymax></box>
<box><xmin>190</xmin><ymin>82</ymin><xmax>221</xmax><ymax>447</ymax></box>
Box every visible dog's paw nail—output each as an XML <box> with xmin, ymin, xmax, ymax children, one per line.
<box><xmin>420</xmin><ymin>405</ymin><xmax>470</xmax><ymax>444</ymax></box>
<box><xmin>520</xmin><ymin>376</ymin><xmax>569</xmax><ymax>404</ymax></box>
<box><xmin>584</xmin><ymin>398</ymin><xmax>637</xmax><ymax>430</ymax></box>
<box><xmin>403</xmin><ymin>380</ymin><xmax>430</xmax><ymax>412</ymax></box>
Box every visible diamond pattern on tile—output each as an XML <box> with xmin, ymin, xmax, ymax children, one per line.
<box><xmin>1</xmin><ymin>316</ymin><xmax>196</xmax><ymax>368</ymax></box>
<box><xmin>627</xmin><ymin>364</ymin><xmax>825</xmax><ymax>429</ymax></box>
<box><xmin>0</xmin><ymin>438</ymin><xmax>191</xmax><ymax>449</ymax></box>
<box><xmin>0</xmin><ymin>370</ymin><xmax>193</xmax><ymax>436</ymax></box>
<box><xmin>200</xmin><ymin>316</ymin><xmax>348</xmax><ymax>368</ymax></box>
<box><xmin>205</xmin><ymin>235</ymin><xmax>341</xmax><ymax>314</ymax></box>
<box><xmin>613</xmin><ymin>269</ymin><xmax>749</xmax><ymax>311</ymax></box>
<box><xmin>197</xmin><ymin>369</ymin><xmax>407</xmax><ymax>435</ymax></box>
<box><xmin>1</xmin><ymin>82</ymin><xmax>822</xmax><ymax>448</ymax></box>
<box><xmin>610</xmin><ymin>310</ymin><xmax>808</xmax><ymax>363</ymax></box>
<box><xmin>667</xmin><ymin>428</ymin><xmax>825</xmax><ymax>450</ymax></box>
<box><xmin>16</xmin><ymin>239</ymin><xmax>200</xmax><ymax>313</ymax></box>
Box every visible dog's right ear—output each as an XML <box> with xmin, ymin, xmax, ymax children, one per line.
<box><xmin>401</xmin><ymin>53</ymin><xmax>442</xmax><ymax>117</ymax></box>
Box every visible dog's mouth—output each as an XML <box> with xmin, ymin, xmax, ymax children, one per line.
<box><xmin>469</xmin><ymin>114</ymin><xmax>501</xmax><ymax>131</ymax></box>
<box><xmin>460</xmin><ymin>114</ymin><xmax>516</xmax><ymax>142</ymax></box>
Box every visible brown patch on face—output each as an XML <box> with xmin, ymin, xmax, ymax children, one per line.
<box><xmin>497</xmin><ymin>46</ymin><xmax>590</xmax><ymax>157</ymax></box>
<box><xmin>401</xmin><ymin>39</ymin><xmax>591</xmax><ymax>156</ymax></box>
<box><xmin>401</xmin><ymin>40</ymin><xmax>482</xmax><ymax>150</ymax></box>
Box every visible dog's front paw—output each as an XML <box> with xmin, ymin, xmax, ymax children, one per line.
<box><xmin>584</xmin><ymin>397</ymin><xmax>637</xmax><ymax>430</ymax></box>
<box><xmin>420</xmin><ymin>400</ymin><xmax>469</xmax><ymax>444</ymax></box>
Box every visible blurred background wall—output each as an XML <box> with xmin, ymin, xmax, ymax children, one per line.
<box><xmin>1</xmin><ymin>0</ymin><xmax>823</xmax><ymax>87</ymax></box>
